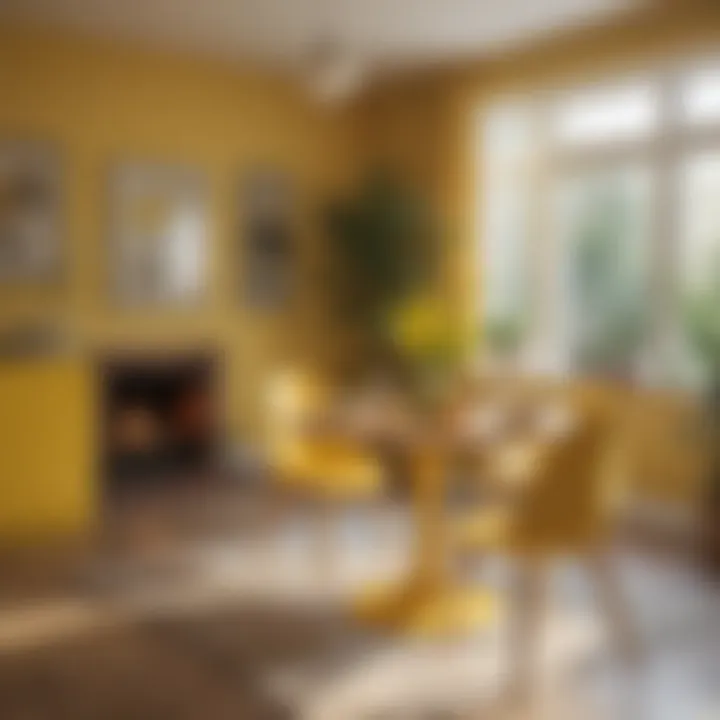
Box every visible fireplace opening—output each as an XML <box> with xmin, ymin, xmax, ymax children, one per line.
<box><xmin>101</xmin><ymin>352</ymin><xmax>219</xmax><ymax>494</ymax></box>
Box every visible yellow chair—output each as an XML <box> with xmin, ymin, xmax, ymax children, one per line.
<box><xmin>265</xmin><ymin>369</ymin><xmax>384</xmax><ymax>571</ymax></box>
<box><xmin>455</xmin><ymin>383</ymin><xmax>639</xmax><ymax>696</ymax></box>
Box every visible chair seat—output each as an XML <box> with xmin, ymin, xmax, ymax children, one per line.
<box><xmin>276</xmin><ymin>446</ymin><xmax>383</xmax><ymax>500</ymax></box>
<box><xmin>453</xmin><ymin>507</ymin><xmax>511</xmax><ymax>551</ymax></box>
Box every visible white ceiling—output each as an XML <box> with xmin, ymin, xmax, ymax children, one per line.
<box><xmin>0</xmin><ymin>0</ymin><xmax>639</xmax><ymax>72</ymax></box>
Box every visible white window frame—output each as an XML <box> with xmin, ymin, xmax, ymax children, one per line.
<box><xmin>477</xmin><ymin>53</ymin><xmax>720</xmax><ymax>385</ymax></box>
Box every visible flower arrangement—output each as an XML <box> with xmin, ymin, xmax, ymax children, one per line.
<box><xmin>389</xmin><ymin>295</ymin><xmax>466</xmax><ymax>407</ymax></box>
<box><xmin>324</xmin><ymin>171</ymin><xmax>436</xmax><ymax>379</ymax></box>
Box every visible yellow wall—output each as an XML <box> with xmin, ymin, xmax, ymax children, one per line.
<box><xmin>0</xmin><ymin>24</ymin><xmax>357</xmax><ymax>443</ymax></box>
<box><xmin>0</xmin><ymin>24</ymin><xmax>361</xmax><ymax>542</ymax></box>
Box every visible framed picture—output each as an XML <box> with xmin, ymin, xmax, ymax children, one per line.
<box><xmin>241</xmin><ymin>169</ymin><xmax>295</xmax><ymax>309</ymax></box>
<box><xmin>0</xmin><ymin>140</ymin><xmax>61</xmax><ymax>283</ymax></box>
<box><xmin>110</xmin><ymin>163</ymin><xmax>208</xmax><ymax>308</ymax></box>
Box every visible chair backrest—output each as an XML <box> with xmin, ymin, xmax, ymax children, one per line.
<box><xmin>265</xmin><ymin>368</ymin><xmax>329</xmax><ymax>460</ymax></box>
<box><xmin>510</xmin><ymin>384</ymin><xmax>623</xmax><ymax>553</ymax></box>
<box><xmin>625</xmin><ymin>390</ymin><xmax>707</xmax><ymax>508</ymax></box>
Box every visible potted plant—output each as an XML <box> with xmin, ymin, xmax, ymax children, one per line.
<box><xmin>323</xmin><ymin>170</ymin><xmax>436</xmax><ymax>381</ymax></box>
<box><xmin>389</xmin><ymin>294</ymin><xmax>466</xmax><ymax>409</ymax></box>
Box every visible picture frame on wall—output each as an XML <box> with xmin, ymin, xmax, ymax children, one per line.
<box><xmin>240</xmin><ymin>168</ymin><xmax>295</xmax><ymax>310</ymax></box>
<box><xmin>109</xmin><ymin>162</ymin><xmax>208</xmax><ymax>308</ymax></box>
<box><xmin>0</xmin><ymin>140</ymin><xmax>62</xmax><ymax>284</ymax></box>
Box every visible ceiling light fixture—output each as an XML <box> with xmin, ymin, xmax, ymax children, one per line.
<box><xmin>303</xmin><ymin>39</ymin><xmax>367</xmax><ymax>104</ymax></box>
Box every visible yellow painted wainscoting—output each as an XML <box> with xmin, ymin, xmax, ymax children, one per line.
<box><xmin>0</xmin><ymin>357</ymin><xmax>94</xmax><ymax>544</ymax></box>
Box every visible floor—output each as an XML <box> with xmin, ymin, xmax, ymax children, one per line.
<box><xmin>0</xmin><ymin>481</ymin><xmax>718</xmax><ymax>719</ymax></box>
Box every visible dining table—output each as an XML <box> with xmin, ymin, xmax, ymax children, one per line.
<box><xmin>314</xmin><ymin>386</ymin><xmax>562</xmax><ymax>637</ymax></box>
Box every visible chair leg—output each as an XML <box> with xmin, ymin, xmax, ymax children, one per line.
<box><xmin>268</xmin><ymin>483</ymin><xmax>300</xmax><ymax>564</ymax></box>
<box><xmin>585</xmin><ymin>550</ymin><xmax>642</xmax><ymax>665</ymax></box>
<box><xmin>508</xmin><ymin>557</ymin><xmax>548</xmax><ymax>704</ymax></box>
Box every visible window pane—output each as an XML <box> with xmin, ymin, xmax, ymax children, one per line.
<box><xmin>681</xmin><ymin>66</ymin><xmax>720</xmax><ymax>124</ymax></box>
<box><xmin>553</xmin><ymin>167</ymin><xmax>652</xmax><ymax>375</ymax></box>
<box><xmin>553</xmin><ymin>84</ymin><xmax>657</xmax><ymax>145</ymax></box>
<box><xmin>676</xmin><ymin>153</ymin><xmax>720</xmax><ymax>385</ymax></box>
<box><xmin>680</xmin><ymin>154</ymin><xmax>720</xmax><ymax>286</ymax></box>
<box><xmin>479</xmin><ymin>103</ymin><xmax>534</xmax><ymax>326</ymax></box>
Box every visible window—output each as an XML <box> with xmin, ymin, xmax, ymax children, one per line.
<box><xmin>680</xmin><ymin>153</ymin><xmax>720</xmax><ymax>289</ymax></box>
<box><xmin>553</xmin><ymin>166</ymin><xmax>651</xmax><ymax>374</ymax></box>
<box><xmin>479</xmin><ymin>102</ymin><xmax>534</xmax><ymax>326</ymax></box>
<box><xmin>552</xmin><ymin>83</ymin><xmax>658</xmax><ymax>145</ymax></box>
<box><xmin>676</xmin><ymin>153</ymin><xmax>720</xmax><ymax>384</ymax></box>
<box><xmin>478</xmin><ymin>58</ymin><xmax>720</xmax><ymax>386</ymax></box>
<box><xmin>682</xmin><ymin>66</ymin><xmax>720</xmax><ymax>124</ymax></box>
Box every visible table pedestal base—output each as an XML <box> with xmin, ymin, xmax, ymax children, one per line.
<box><xmin>353</xmin><ymin>577</ymin><xmax>496</xmax><ymax>637</ymax></box>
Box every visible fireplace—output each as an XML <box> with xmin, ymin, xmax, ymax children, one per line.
<box><xmin>100</xmin><ymin>351</ymin><xmax>220</xmax><ymax>492</ymax></box>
